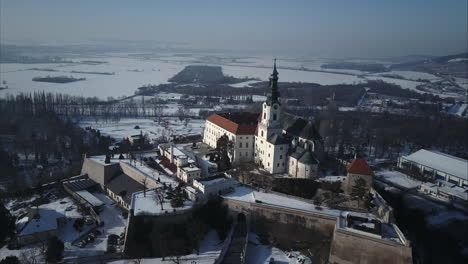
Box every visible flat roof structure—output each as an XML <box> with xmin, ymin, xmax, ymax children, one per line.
<box><xmin>401</xmin><ymin>149</ymin><xmax>468</xmax><ymax>181</ymax></box>
<box><xmin>76</xmin><ymin>190</ymin><xmax>104</xmax><ymax>207</ymax></box>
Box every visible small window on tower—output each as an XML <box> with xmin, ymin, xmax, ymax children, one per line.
<box><xmin>273</xmin><ymin>114</ymin><xmax>277</xmax><ymax>120</ymax></box>
<box><xmin>263</xmin><ymin>113</ymin><xmax>266</xmax><ymax>119</ymax></box>
<box><xmin>261</xmin><ymin>131</ymin><xmax>264</xmax><ymax>137</ymax></box>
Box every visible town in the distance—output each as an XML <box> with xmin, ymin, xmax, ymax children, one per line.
<box><xmin>0</xmin><ymin>2</ymin><xmax>467</xmax><ymax>264</ymax></box>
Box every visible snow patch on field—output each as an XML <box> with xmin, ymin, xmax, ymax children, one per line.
<box><xmin>364</xmin><ymin>75</ymin><xmax>423</xmax><ymax>90</ymax></box>
<box><xmin>246</xmin><ymin>233</ymin><xmax>311</xmax><ymax>264</ymax></box>
<box><xmin>0</xmin><ymin>57</ymin><xmax>186</xmax><ymax>99</ymax></box>
<box><xmin>375</xmin><ymin>170</ymin><xmax>421</xmax><ymax>189</ymax></box>
<box><xmin>222</xmin><ymin>65</ymin><xmax>364</xmax><ymax>85</ymax></box>
<box><xmin>228</xmin><ymin>80</ymin><xmax>261</xmax><ymax>88</ymax></box>
<box><xmin>78</xmin><ymin>117</ymin><xmax>204</xmax><ymax>142</ymax></box>
<box><xmin>373</xmin><ymin>71</ymin><xmax>441</xmax><ymax>81</ymax></box>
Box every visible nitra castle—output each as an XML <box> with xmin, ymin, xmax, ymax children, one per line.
<box><xmin>203</xmin><ymin>60</ymin><xmax>324</xmax><ymax>178</ymax></box>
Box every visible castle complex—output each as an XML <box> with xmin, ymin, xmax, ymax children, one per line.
<box><xmin>203</xmin><ymin>60</ymin><xmax>323</xmax><ymax>178</ymax></box>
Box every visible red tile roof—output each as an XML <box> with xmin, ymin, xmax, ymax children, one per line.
<box><xmin>346</xmin><ymin>158</ymin><xmax>374</xmax><ymax>176</ymax></box>
<box><xmin>207</xmin><ymin>112</ymin><xmax>260</xmax><ymax>135</ymax></box>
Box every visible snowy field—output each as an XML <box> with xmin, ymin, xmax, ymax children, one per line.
<box><xmin>222</xmin><ymin>64</ymin><xmax>365</xmax><ymax>85</ymax></box>
<box><xmin>78</xmin><ymin>117</ymin><xmax>205</xmax><ymax>142</ymax></box>
<box><xmin>0</xmin><ymin>57</ymin><xmax>186</xmax><ymax>99</ymax></box>
<box><xmin>2</xmin><ymin>53</ymin><xmax>461</xmax><ymax>100</ymax></box>
<box><xmin>372</xmin><ymin>70</ymin><xmax>441</xmax><ymax>81</ymax></box>
<box><xmin>374</xmin><ymin>170</ymin><xmax>421</xmax><ymax>189</ymax></box>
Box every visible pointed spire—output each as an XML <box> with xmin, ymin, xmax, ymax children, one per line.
<box><xmin>266</xmin><ymin>58</ymin><xmax>280</xmax><ymax>105</ymax></box>
<box><xmin>273</xmin><ymin>58</ymin><xmax>278</xmax><ymax>75</ymax></box>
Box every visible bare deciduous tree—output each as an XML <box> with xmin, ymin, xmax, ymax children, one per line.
<box><xmin>153</xmin><ymin>187</ymin><xmax>165</xmax><ymax>210</ymax></box>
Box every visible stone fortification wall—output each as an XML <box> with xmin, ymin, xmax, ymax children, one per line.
<box><xmin>223</xmin><ymin>197</ymin><xmax>412</xmax><ymax>264</ymax></box>
<box><xmin>329</xmin><ymin>225</ymin><xmax>412</xmax><ymax>264</ymax></box>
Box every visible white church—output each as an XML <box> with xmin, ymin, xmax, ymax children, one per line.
<box><xmin>203</xmin><ymin>60</ymin><xmax>323</xmax><ymax>179</ymax></box>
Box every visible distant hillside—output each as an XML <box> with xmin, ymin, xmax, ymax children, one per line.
<box><xmin>168</xmin><ymin>65</ymin><xmax>254</xmax><ymax>84</ymax></box>
<box><xmin>391</xmin><ymin>52</ymin><xmax>468</xmax><ymax>78</ymax></box>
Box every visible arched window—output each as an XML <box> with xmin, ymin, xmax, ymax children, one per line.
<box><xmin>261</xmin><ymin>130</ymin><xmax>264</xmax><ymax>137</ymax></box>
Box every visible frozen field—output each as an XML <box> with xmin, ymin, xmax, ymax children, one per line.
<box><xmin>78</xmin><ymin>117</ymin><xmax>205</xmax><ymax>142</ymax></box>
<box><xmin>0</xmin><ymin>57</ymin><xmax>186</xmax><ymax>99</ymax></box>
<box><xmin>2</xmin><ymin>53</ymin><xmax>462</xmax><ymax>100</ymax></box>
<box><xmin>222</xmin><ymin>64</ymin><xmax>365</xmax><ymax>85</ymax></box>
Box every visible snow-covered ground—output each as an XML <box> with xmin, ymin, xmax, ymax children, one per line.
<box><xmin>78</xmin><ymin>117</ymin><xmax>204</xmax><ymax>143</ymax></box>
<box><xmin>2</xmin><ymin>53</ymin><xmax>464</xmax><ymax>102</ymax></box>
<box><xmin>131</xmin><ymin>189</ymin><xmax>193</xmax><ymax>216</ymax></box>
<box><xmin>364</xmin><ymin>75</ymin><xmax>423</xmax><ymax>91</ymax></box>
<box><xmin>0</xmin><ymin>193</ymin><xmax>123</xmax><ymax>261</ymax></box>
<box><xmin>222</xmin><ymin>64</ymin><xmax>364</xmax><ymax>85</ymax></box>
<box><xmin>374</xmin><ymin>170</ymin><xmax>421</xmax><ymax>189</ymax></box>
<box><xmin>228</xmin><ymin>80</ymin><xmax>262</xmax><ymax>88</ymax></box>
<box><xmin>372</xmin><ymin>70</ymin><xmax>441</xmax><ymax>81</ymax></box>
<box><xmin>107</xmin><ymin>229</ymin><xmax>223</xmax><ymax>264</ymax></box>
<box><xmin>245</xmin><ymin>233</ymin><xmax>311</xmax><ymax>264</ymax></box>
<box><xmin>63</xmin><ymin>193</ymin><xmax>126</xmax><ymax>258</ymax></box>
<box><xmin>0</xmin><ymin>57</ymin><xmax>186</xmax><ymax>99</ymax></box>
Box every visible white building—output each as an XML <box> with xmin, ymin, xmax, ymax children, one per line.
<box><xmin>203</xmin><ymin>112</ymin><xmax>258</xmax><ymax>163</ymax></box>
<box><xmin>398</xmin><ymin>149</ymin><xmax>468</xmax><ymax>188</ymax></box>
<box><xmin>193</xmin><ymin>174</ymin><xmax>236</xmax><ymax>199</ymax></box>
<box><xmin>159</xmin><ymin>143</ymin><xmax>202</xmax><ymax>183</ymax></box>
<box><xmin>202</xmin><ymin>60</ymin><xmax>322</xmax><ymax>178</ymax></box>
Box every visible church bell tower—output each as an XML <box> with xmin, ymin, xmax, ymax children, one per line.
<box><xmin>258</xmin><ymin>59</ymin><xmax>282</xmax><ymax>140</ymax></box>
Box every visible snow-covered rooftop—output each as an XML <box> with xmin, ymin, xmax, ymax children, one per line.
<box><xmin>88</xmin><ymin>155</ymin><xmax>123</xmax><ymax>166</ymax></box>
<box><xmin>18</xmin><ymin>209</ymin><xmax>63</xmax><ymax>236</ymax></box>
<box><xmin>401</xmin><ymin>149</ymin><xmax>468</xmax><ymax>180</ymax></box>
<box><xmin>76</xmin><ymin>190</ymin><xmax>104</xmax><ymax>207</ymax></box>
<box><xmin>181</xmin><ymin>166</ymin><xmax>201</xmax><ymax>172</ymax></box>
<box><xmin>197</xmin><ymin>177</ymin><xmax>228</xmax><ymax>186</ymax></box>
<box><xmin>131</xmin><ymin>189</ymin><xmax>193</xmax><ymax>216</ymax></box>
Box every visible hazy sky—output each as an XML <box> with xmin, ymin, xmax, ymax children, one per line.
<box><xmin>1</xmin><ymin>0</ymin><xmax>467</xmax><ymax>57</ymax></box>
